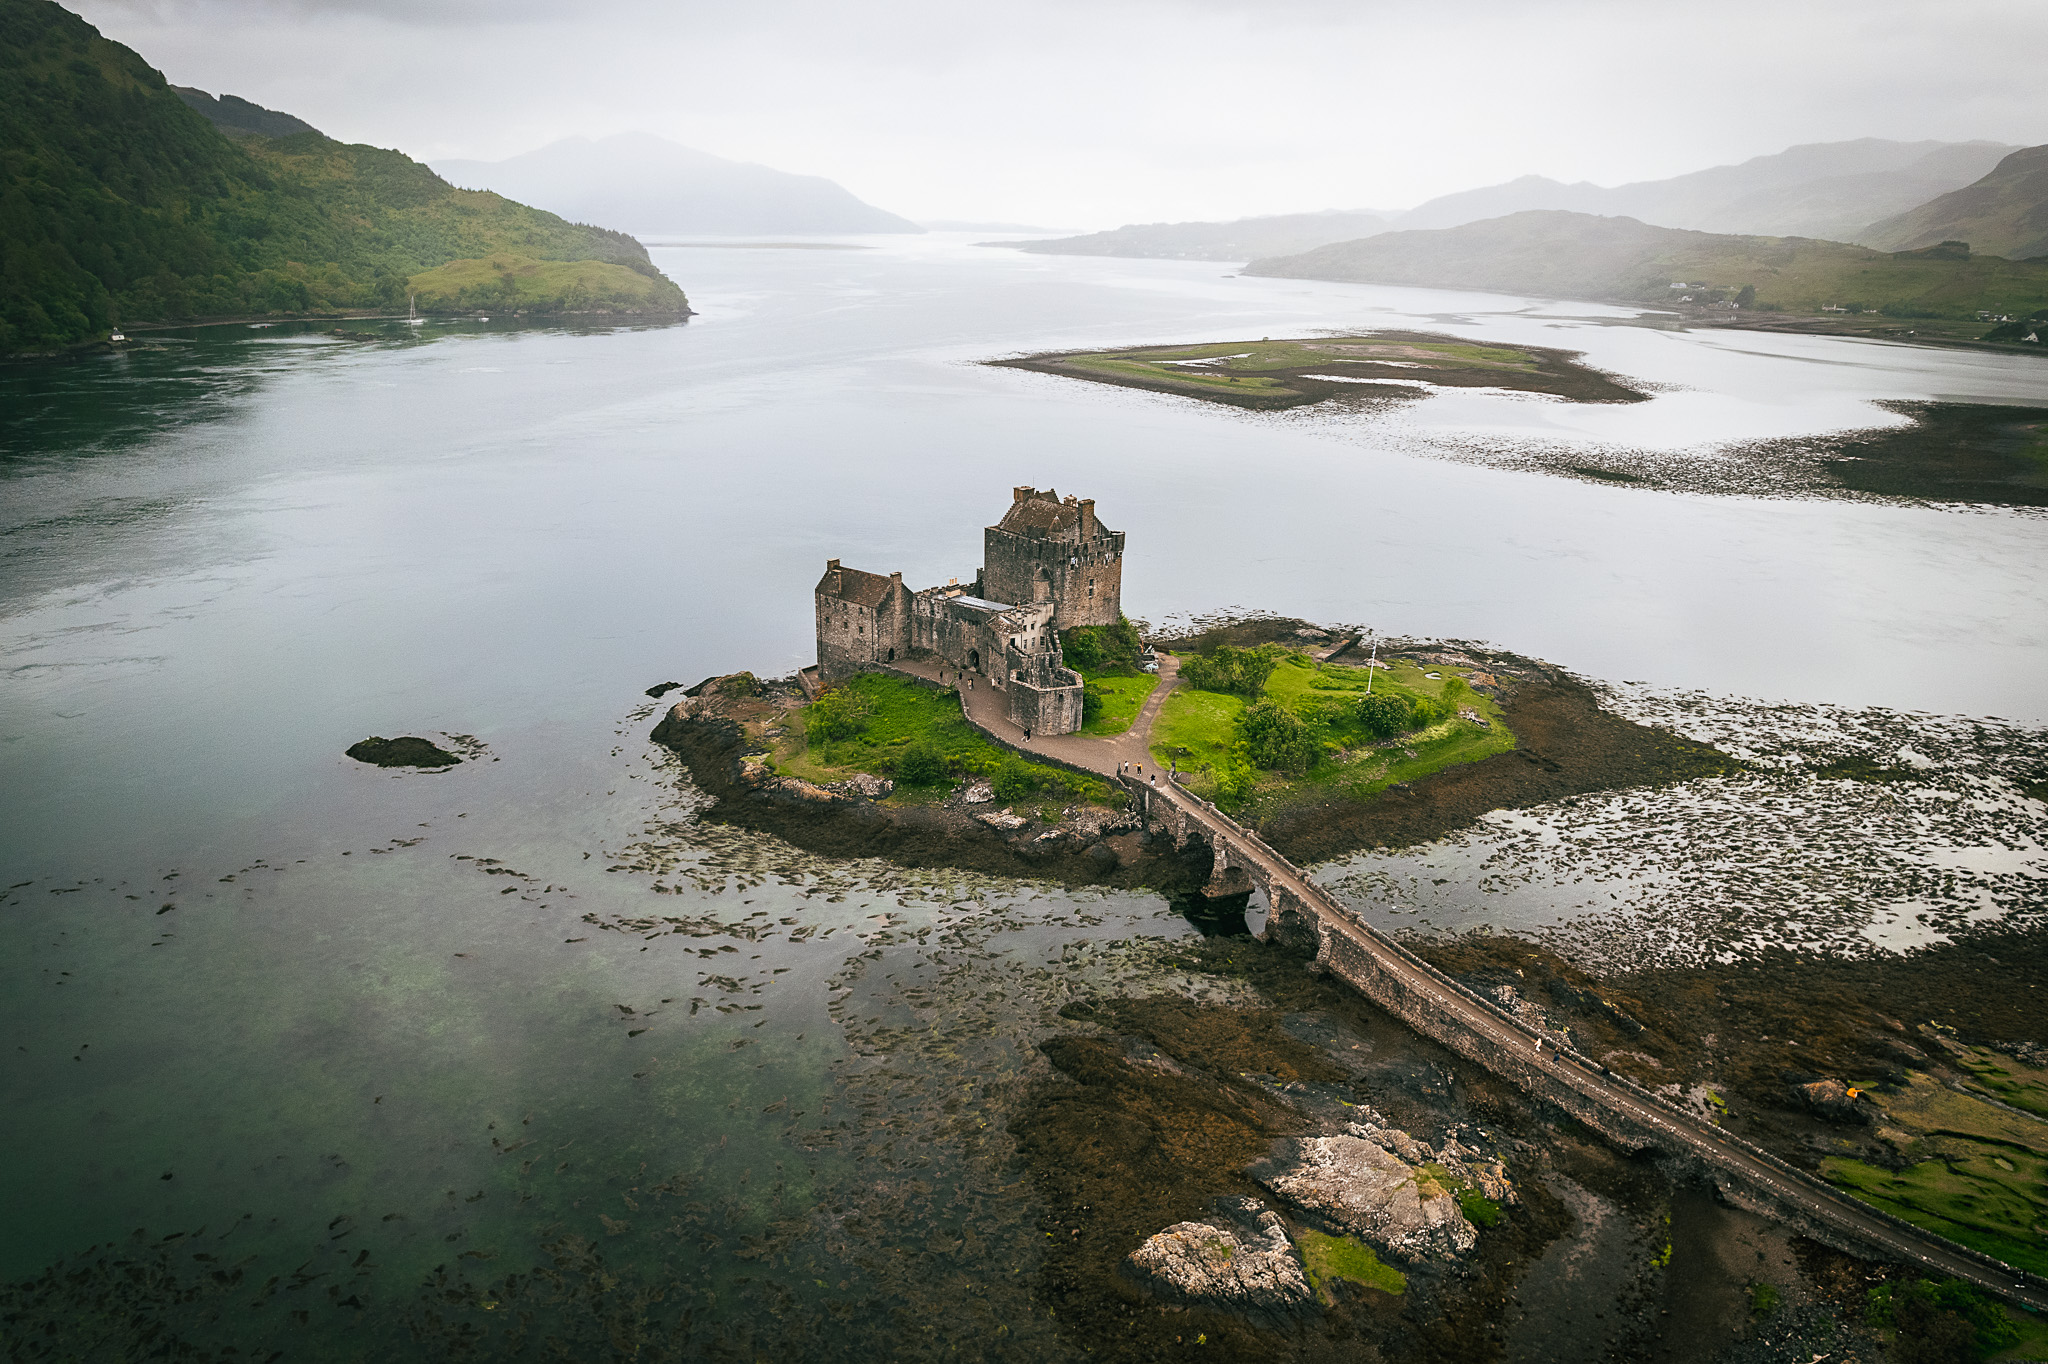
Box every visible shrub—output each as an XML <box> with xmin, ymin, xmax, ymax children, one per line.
<box><xmin>991</xmin><ymin>757</ymin><xmax>1038</xmax><ymax>803</ymax></box>
<box><xmin>1081</xmin><ymin>687</ymin><xmax>1105</xmax><ymax>725</ymax></box>
<box><xmin>1239</xmin><ymin>699</ymin><xmax>1319</xmax><ymax>775</ymax></box>
<box><xmin>1179</xmin><ymin>644</ymin><xmax>1286</xmax><ymax>700</ymax></box>
<box><xmin>896</xmin><ymin>740</ymin><xmax>948</xmax><ymax>785</ymax></box>
<box><xmin>804</xmin><ymin>687</ymin><xmax>873</xmax><ymax>744</ymax></box>
<box><xmin>1214</xmin><ymin>755</ymin><xmax>1257</xmax><ymax>804</ymax></box>
<box><xmin>1866</xmin><ymin>1279</ymin><xmax>2019</xmax><ymax>1362</ymax></box>
<box><xmin>1061</xmin><ymin>615</ymin><xmax>1143</xmax><ymax>672</ymax></box>
<box><xmin>1356</xmin><ymin>690</ymin><xmax>1414</xmax><ymax>739</ymax></box>
<box><xmin>715</xmin><ymin>671</ymin><xmax>759</xmax><ymax>698</ymax></box>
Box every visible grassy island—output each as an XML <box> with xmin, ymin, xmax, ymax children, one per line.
<box><xmin>991</xmin><ymin>332</ymin><xmax>1643</xmax><ymax>411</ymax></box>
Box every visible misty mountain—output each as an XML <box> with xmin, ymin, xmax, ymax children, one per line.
<box><xmin>1243</xmin><ymin>210</ymin><xmax>2048</xmax><ymax>319</ymax></box>
<box><xmin>433</xmin><ymin>134</ymin><xmax>923</xmax><ymax>236</ymax></box>
<box><xmin>985</xmin><ymin>210</ymin><xmax>1394</xmax><ymax>262</ymax></box>
<box><xmin>1858</xmin><ymin>145</ymin><xmax>2048</xmax><ymax>261</ymax></box>
<box><xmin>1000</xmin><ymin>140</ymin><xmax>2018</xmax><ymax>266</ymax></box>
<box><xmin>172</xmin><ymin>86</ymin><xmax>317</xmax><ymax>139</ymax></box>
<box><xmin>1395</xmin><ymin>139</ymin><xmax>2017</xmax><ymax>241</ymax></box>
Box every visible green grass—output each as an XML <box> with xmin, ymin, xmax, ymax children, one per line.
<box><xmin>1150</xmin><ymin>650</ymin><xmax>1515</xmax><ymax>811</ymax></box>
<box><xmin>1952</xmin><ymin>1045</ymin><xmax>2048</xmax><ymax>1117</ymax></box>
<box><xmin>775</xmin><ymin>673</ymin><xmax>1111</xmax><ymax>805</ymax></box>
<box><xmin>1295</xmin><ymin>1228</ymin><xmax>1405</xmax><ymax>1303</ymax></box>
<box><xmin>1149</xmin><ymin>685</ymin><xmax>1247</xmax><ymax>775</ymax></box>
<box><xmin>408</xmin><ymin>254</ymin><xmax>684</xmax><ymax>314</ymax></box>
<box><xmin>1077</xmin><ymin>670</ymin><xmax>1159</xmax><ymax>736</ymax></box>
<box><xmin>1823</xmin><ymin>1152</ymin><xmax>2048</xmax><ymax>1276</ymax></box>
<box><xmin>1991</xmin><ymin>1304</ymin><xmax>2048</xmax><ymax>1361</ymax></box>
<box><xmin>1822</xmin><ymin>1068</ymin><xmax>2048</xmax><ymax>1275</ymax></box>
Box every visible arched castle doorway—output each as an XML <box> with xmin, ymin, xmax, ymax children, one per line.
<box><xmin>968</xmin><ymin>649</ymin><xmax>981</xmax><ymax>671</ymax></box>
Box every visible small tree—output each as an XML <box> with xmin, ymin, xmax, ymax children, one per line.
<box><xmin>1356</xmin><ymin>691</ymin><xmax>1414</xmax><ymax>739</ymax></box>
<box><xmin>1239</xmin><ymin>699</ymin><xmax>1319</xmax><ymax>775</ymax></box>
<box><xmin>896</xmin><ymin>740</ymin><xmax>948</xmax><ymax>785</ymax></box>
<box><xmin>804</xmin><ymin>686</ymin><xmax>873</xmax><ymax>744</ymax></box>
<box><xmin>992</xmin><ymin>757</ymin><xmax>1038</xmax><ymax>803</ymax></box>
<box><xmin>1179</xmin><ymin>644</ymin><xmax>1285</xmax><ymax>699</ymax></box>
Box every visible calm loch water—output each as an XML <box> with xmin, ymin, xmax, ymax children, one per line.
<box><xmin>2</xmin><ymin>235</ymin><xmax>2044</xmax><ymax>1356</ymax></box>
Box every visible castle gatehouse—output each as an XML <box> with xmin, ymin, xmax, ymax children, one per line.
<box><xmin>813</xmin><ymin>486</ymin><xmax>1125</xmax><ymax>736</ymax></box>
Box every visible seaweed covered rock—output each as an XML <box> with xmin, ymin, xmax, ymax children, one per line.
<box><xmin>346</xmin><ymin>736</ymin><xmax>460</xmax><ymax>768</ymax></box>
<box><xmin>1124</xmin><ymin>1199</ymin><xmax>1312</xmax><ymax>1322</ymax></box>
<box><xmin>1251</xmin><ymin>1128</ymin><xmax>1477</xmax><ymax>1260</ymax></box>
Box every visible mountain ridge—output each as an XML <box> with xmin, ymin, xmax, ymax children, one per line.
<box><xmin>433</xmin><ymin>133</ymin><xmax>924</xmax><ymax>236</ymax></box>
<box><xmin>1241</xmin><ymin>209</ymin><xmax>2048</xmax><ymax>321</ymax></box>
<box><xmin>1859</xmin><ymin>145</ymin><xmax>2048</xmax><ymax>261</ymax></box>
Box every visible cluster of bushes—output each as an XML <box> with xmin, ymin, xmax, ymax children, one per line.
<box><xmin>1178</xmin><ymin>643</ymin><xmax>1286</xmax><ymax>699</ymax></box>
<box><xmin>803</xmin><ymin>686</ymin><xmax>875</xmax><ymax>744</ymax></box>
<box><xmin>1355</xmin><ymin>681</ymin><xmax>1463</xmax><ymax>738</ymax></box>
<box><xmin>1865</xmin><ymin>1278</ymin><xmax>2019</xmax><ymax>1362</ymax></box>
<box><xmin>1239</xmin><ymin>700</ymin><xmax>1319</xmax><ymax>775</ymax></box>
<box><xmin>1059</xmin><ymin>615</ymin><xmax>1143</xmax><ymax>672</ymax></box>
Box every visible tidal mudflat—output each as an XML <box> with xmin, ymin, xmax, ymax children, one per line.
<box><xmin>5</xmin><ymin>239</ymin><xmax>2045</xmax><ymax>1359</ymax></box>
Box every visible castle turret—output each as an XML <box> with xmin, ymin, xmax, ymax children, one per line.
<box><xmin>981</xmin><ymin>487</ymin><xmax>1123</xmax><ymax>631</ymax></box>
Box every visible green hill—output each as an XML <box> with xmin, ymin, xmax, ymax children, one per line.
<box><xmin>1859</xmin><ymin>145</ymin><xmax>2048</xmax><ymax>262</ymax></box>
<box><xmin>0</xmin><ymin>0</ymin><xmax>687</xmax><ymax>354</ymax></box>
<box><xmin>1243</xmin><ymin>210</ymin><xmax>2048</xmax><ymax>321</ymax></box>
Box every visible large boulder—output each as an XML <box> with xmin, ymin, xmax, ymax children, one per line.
<box><xmin>1125</xmin><ymin>1199</ymin><xmax>1312</xmax><ymax>1322</ymax></box>
<box><xmin>1251</xmin><ymin>1127</ymin><xmax>1477</xmax><ymax>1260</ymax></box>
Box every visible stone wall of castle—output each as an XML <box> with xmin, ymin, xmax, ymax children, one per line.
<box><xmin>982</xmin><ymin>524</ymin><xmax>1124</xmax><ymax>632</ymax></box>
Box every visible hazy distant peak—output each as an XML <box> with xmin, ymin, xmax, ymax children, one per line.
<box><xmin>432</xmin><ymin>133</ymin><xmax>922</xmax><ymax>235</ymax></box>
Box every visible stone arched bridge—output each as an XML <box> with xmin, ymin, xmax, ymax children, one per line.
<box><xmin>1118</xmin><ymin>772</ymin><xmax>2048</xmax><ymax>1311</ymax></box>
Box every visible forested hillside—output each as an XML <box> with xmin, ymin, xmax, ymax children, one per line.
<box><xmin>0</xmin><ymin>0</ymin><xmax>687</xmax><ymax>354</ymax></box>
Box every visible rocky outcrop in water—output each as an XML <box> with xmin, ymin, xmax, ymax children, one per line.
<box><xmin>345</xmin><ymin>736</ymin><xmax>460</xmax><ymax>768</ymax></box>
<box><xmin>1124</xmin><ymin>1198</ymin><xmax>1312</xmax><ymax>1322</ymax></box>
<box><xmin>1251</xmin><ymin>1125</ymin><xmax>1479</xmax><ymax>1260</ymax></box>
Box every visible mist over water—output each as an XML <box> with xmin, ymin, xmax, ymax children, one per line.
<box><xmin>2</xmin><ymin>235</ymin><xmax>2044</xmax><ymax>1352</ymax></box>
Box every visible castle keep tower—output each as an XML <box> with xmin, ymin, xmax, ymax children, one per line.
<box><xmin>810</xmin><ymin>487</ymin><xmax>1124</xmax><ymax>737</ymax></box>
<box><xmin>980</xmin><ymin>488</ymin><xmax>1124</xmax><ymax>631</ymax></box>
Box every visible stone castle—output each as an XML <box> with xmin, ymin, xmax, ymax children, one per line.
<box><xmin>813</xmin><ymin>487</ymin><xmax>1125</xmax><ymax>736</ymax></box>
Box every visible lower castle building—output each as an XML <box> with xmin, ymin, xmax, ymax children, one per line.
<box><xmin>813</xmin><ymin>487</ymin><xmax>1125</xmax><ymax>736</ymax></box>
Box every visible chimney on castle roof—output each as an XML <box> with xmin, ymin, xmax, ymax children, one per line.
<box><xmin>1079</xmin><ymin>498</ymin><xmax>1096</xmax><ymax>537</ymax></box>
<box><xmin>889</xmin><ymin>571</ymin><xmax>902</xmax><ymax>590</ymax></box>
<box><xmin>1013</xmin><ymin>486</ymin><xmax>1033</xmax><ymax>504</ymax></box>
<box><xmin>827</xmin><ymin>558</ymin><xmax>840</xmax><ymax>570</ymax></box>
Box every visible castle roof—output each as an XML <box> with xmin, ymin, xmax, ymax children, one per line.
<box><xmin>815</xmin><ymin>563</ymin><xmax>898</xmax><ymax>609</ymax></box>
<box><xmin>996</xmin><ymin>492</ymin><xmax>1081</xmax><ymax>537</ymax></box>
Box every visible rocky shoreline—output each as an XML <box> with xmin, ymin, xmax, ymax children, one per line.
<box><xmin>650</xmin><ymin>691</ymin><xmax>1214</xmax><ymax>895</ymax></box>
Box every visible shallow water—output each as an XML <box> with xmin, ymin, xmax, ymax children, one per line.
<box><xmin>2</xmin><ymin>234</ymin><xmax>2044</xmax><ymax>1351</ymax></box>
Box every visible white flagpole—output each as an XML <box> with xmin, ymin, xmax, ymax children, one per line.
<box><xmin>1364</xmin><ymin>631</ymin><xmax>1378</xmax><ymax>694</ymax></box>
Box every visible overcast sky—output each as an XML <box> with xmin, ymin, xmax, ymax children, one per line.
<box><xmin>75</xmin><ymin>0</ymin><xmax>2048</xmax><ymax>228</ymax></box>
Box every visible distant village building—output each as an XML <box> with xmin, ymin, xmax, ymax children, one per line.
<box><xmin>812</xmin><ymin>487</ymin><xmax>1125</xmax><ymax>735</ymax></box>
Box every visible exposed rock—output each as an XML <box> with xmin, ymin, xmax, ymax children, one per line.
<box><xmin>345</xmin><ymin>736</ymin><xmax>460</xmax><ymax>769</ymax></box>
<box><xmin>1251</xmin><ymin>1127</ymin><xmax>1477</xmax><ymax>1260</ymax></box>
<box><xmin>645</xmin><ymin>680</ymin><xmax>683</xmax><ymax>699</ymax></box>
<box><xmin>1794</xmin><ymin>1078</ymin><xmax>1868</xmax><ymax>1124</ymax></box>
<box><xmin>962</xmin><ymin>781</ymin><xmax>994</xmax><ymax>804</ymax></box>
<box><xmin>833</xmin><ymin>772</ymin><xmax>895</xmax><ymax>799</ymax></box>
<box><xmin>1125</xmin><ymin>1199</ymin><xmax>1313</xmax><ymax>1322</ymax></box>
<box><xmin>978</xmin><ymin>810</ymin><xmax>1028</xmax><ymax>830</ymax></box>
